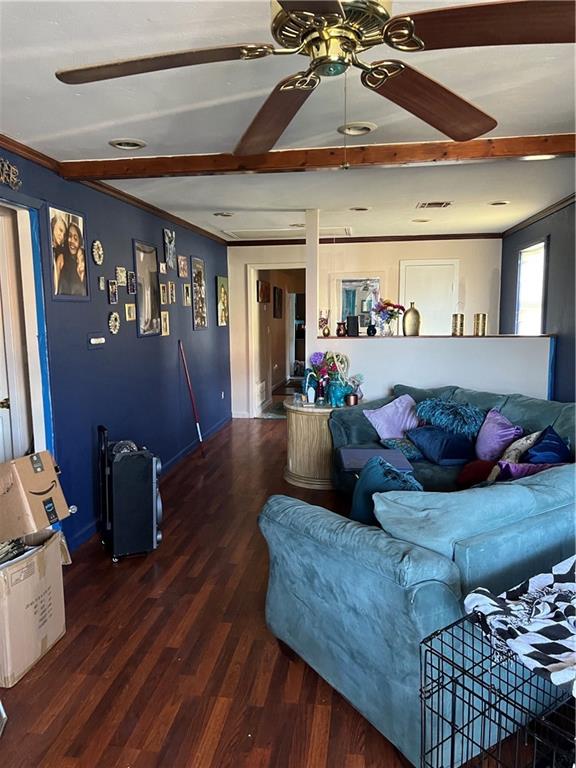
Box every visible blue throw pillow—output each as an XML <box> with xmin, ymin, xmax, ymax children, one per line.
<box><xmin>521</xmin><ymin>425</ymin><xmax>571</xmax><ymax>464</ymax></box>
<box><xmin>415</xmin><ymin>398</ymin><xmax>486</xmax><ymax>439</ymax></box>
<box><xmin>407</xmin><ymin>426</ymin><xmax>476</xmax><ymax>466</ymax></box>
<box><xmin>381</xmin><ymin>437</ymin><xmax>424</xmax><ymax>462</ymax></box>
<box><xmin>350</xmin><ymin>456</ymin><xmax>423</xmax><ymax>526</ymax></box>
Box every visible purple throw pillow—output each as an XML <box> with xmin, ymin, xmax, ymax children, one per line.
<box><xmin>497</xmin><ymin>461</ymin><xmax>561</xmax><ymax>481</ymax></box>
<box><xmin>475</xmin><ymin>409</ymin><xmax>524</xmax><ymax>461</ymax></box>
<box><xmin>363</xmin><ymin>394</ymin><xmax>419</xmax><ymax>440</ymax></box>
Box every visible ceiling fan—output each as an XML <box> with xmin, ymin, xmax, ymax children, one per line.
<box><xmin>56</xmin><ymin>0</ymin><xmax>575</xmax><ymax>156</ymax></box>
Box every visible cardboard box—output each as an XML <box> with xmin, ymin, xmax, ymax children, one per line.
<box><xmin>0</xmin><ymin>451</ymin><xmax>70</xmax><ymax>541</ymax></box>
<box><xmin>0</xmin><ymin>530</ymin><xmax>68</xmax><ymax>687</ymax></box>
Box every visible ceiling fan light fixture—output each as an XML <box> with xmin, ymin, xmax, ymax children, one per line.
<box><xmin>337</xmin><ymin>121</ymin><xmax>377</xmax><ymax>136</ymax></box>
<box><xmin>108</xmin><ymin>138</ymin><xmax>147</xmax><ymax>151</ymax></box>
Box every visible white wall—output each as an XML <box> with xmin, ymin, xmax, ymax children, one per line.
<box><xmin>312</xmin><ymin>336</ymin><xmax>553</xmax><ymax>401</ymax></box>
<box><xmin>320</xmin><ymin>239</ymin><xmax>501</xmax><ymax>334</ymax></box>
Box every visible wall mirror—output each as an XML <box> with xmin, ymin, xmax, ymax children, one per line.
<box><xmin>133</xmin><ymin>240</ymin><xmax>161</xmax><ymax>336</ymax></box>
<box><xmin>329</xmin><ymin>275</ymin><xmax>380</xmax><ymax>331</ymax></box>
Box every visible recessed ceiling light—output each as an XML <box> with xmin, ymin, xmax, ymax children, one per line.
<box><xmin>520</xmin><ymin>154</ymin><xmax>557</xmax><ymax>161</ymax></box>
<box><xmin>213</xmin><ymin>211</ymin><xmax>234</xmax><ymax>217</ymax></box>
<box><xmin>412</xmin><ymin>218</ymin><xmax>431</xmax><ymax>223</ymax></box>
<box><xmin>349</xmin><ymin>207</ymin><xmax>371</xmax><ymax>212</ymax></box>
<box><xmin>337</xmin><ymin>121</ymin><xmax>377</xmax><ymax>136</ymax></box>
<box><xmin>108</xmin><ymin>138</ymin><xmax>147</xmax><ymax>151</ymax></box>
<box><xmin>489</xmin><ymin>200</ymin><xmax>510</xmax><ymax>206</ymax></box>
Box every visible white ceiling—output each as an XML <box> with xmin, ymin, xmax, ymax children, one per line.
<box><xmin>1</xmin><ymin>0</ymin><xmax>574</xmax><ymax>238</ymax></box>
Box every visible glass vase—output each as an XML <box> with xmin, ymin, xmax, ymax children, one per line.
<box><xmin>379</xmin><ymin>319</ymin><xmax>394</xmax><ymax>336</ymax></box>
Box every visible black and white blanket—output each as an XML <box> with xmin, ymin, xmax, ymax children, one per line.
<box><xmin>464</xmin><ymin>557</ymin><xmax>575</xmax><ymax>691</ymax></box>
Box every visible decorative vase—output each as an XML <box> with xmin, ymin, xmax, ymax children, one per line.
<box><xmin>452</xmin><ymin>313</ymin><xmax>464</xmax><ymax>336</ymax></box>
<box><xmin>322</xmin><ymin>325</ymin><xmax>331</xmax><ymax>337</ymax></box>
<box><xmin>366</xmin><ymin>323</ymin><xmax>377</xmax><ymax>337</ymax></box>
<box><xmin>473</xmin><ymin>313</ymin><xmax>488</xmax><ymax>336</ymax></box>
<box><xmin>336</xmin><ymin>321</ymin><xmax>347</xmax><ymax>337</ymax></box>
<box><xmin>402</xmin><ymin>302</ymin><xmax>421</xmax><ymax>336</ymax></box>
<box><xmin>379</xmin><ymin>319</ymin><xmax>394</xmax><ymax>336</ymax></box>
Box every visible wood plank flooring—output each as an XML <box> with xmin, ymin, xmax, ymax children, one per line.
<box><xmin>1</xmin><ymin>420</ymin><xmax>410</xmax><ymax>768</ymax></box>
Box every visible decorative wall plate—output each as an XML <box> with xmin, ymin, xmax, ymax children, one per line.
<box><xmin>92</xmin><ymin>240</ymin><xmax>104</xmax><ymax>265</ymax></box>
<box><xmin>108</xmin><ymin>311</ymin><xmax>120</xmax><ymax>334</ymax></box>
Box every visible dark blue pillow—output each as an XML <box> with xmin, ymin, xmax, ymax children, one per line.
<box><xmin>350</xmin><ymin>456</ymin><xmax>423</xmax><ymax>526</ymax></box>
<box><xmin>407</xmin><ymin>426</ymin><xmax>476</xmax><ymax>466</ymax></box>
<box><xmin>521</xmin><ymin>426</ymin><xmax>571</xmax><ymax>464</ymax></box>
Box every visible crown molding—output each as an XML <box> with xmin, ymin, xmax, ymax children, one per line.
<box><xmin>0</xmin><ymin>133</ymin><xmax>227</xmax><ymax>245</ymax></box>
<box><xmin>229</xmin><ymin>233</ymin><xmax>502</xmax><ymax>247</ymax></box>
<box><xmin>503</xmin><ymin>194</ymin><xmax>575</xmax><ymax>237</ymax></box>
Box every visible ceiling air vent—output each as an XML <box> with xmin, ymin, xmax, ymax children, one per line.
<box><xmin>224</xmin><ymin>226</ymin><xmax>352</xmax><ymax>240</ymax></box>
<box><xmin>416</xmin><ymin>201</ymin><xmax>453</xmax><ymax>209</ymax></box>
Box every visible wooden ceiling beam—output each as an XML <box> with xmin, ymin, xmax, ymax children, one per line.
<box><xmin>58</xmin><ymin>134</ymin><xmax>575</xmax><ymax>180</ymax></box>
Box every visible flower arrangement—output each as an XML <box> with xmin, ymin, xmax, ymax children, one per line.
<box><xmin>303</xmin><ymin>351</ymin><xmax>364</xmax><ymax>406</ymax></box>
<box><xmin>373</xmin><ymin>298</ymin><xmax>405</xmax><ymax>324</ymax></box>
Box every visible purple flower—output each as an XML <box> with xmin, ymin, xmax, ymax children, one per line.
<box><xmin>310</xmin><ymin>352</ymin><xmax>325</xmax><ymax>367</ymax></box>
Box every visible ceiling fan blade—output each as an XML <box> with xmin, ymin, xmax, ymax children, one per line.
<box><xmin>56</xmin><ymin>44</ymin><xmax>274</xmax><ymax>85</ymax></box>
<box><xmin>277</xmin><ymin>1</ymin><xmax>344</xmax><ymax>17</ymax></box>
<box><xmin>394</xmin><ymin>1</ymin><xmax>575</xmax><ymax>51</ymax></box>
<box><xmin>361</xmin><ymin>62</ymin><xmax>497</xmax><ymax>141</ymax></box>
<box><xmin>234</xmin><ymin>71</ymin><xmax>320</xmax><ymax>156</ymax></box>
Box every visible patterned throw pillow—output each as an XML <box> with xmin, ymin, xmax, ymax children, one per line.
<box><xmin>416</xmin><ymin>398</ymin><xmax>486</xmax><ymax>440</ymax></box>
<box><xmin>485</xmin><ymin>431</ymin><xmax>543</xmax><ymax>483</ymax></box>
<box><xmin>381</xmin><ymin>437</ymin><xmax>424</xmax><ymax>462</ymax></box>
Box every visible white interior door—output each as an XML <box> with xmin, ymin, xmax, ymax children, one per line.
<box><xmin>399</xmin><ymin>260</ymin><xmax>459</xmax><ymax>335</ymax></box>
<box><xmin>0</xmin><ymin>207</ymin><xmax>33</xmax><ymax>460</ymax></box>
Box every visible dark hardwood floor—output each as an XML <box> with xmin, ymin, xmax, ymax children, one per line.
<box><xmin>1</xmin><ymin>420</ymin><xmax>409</xmax><ymax>768</ymax></box>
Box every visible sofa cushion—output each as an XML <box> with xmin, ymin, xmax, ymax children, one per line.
<box><xmin>411</xmin><ymin>462</ymin><xmax>461</xmax><ymax>492</ymax></box>
<box><xmin>521</xmin><ymin>425</ymin><xmax>572</xmax><ymax>464</ymax></box>
<box><xmin>393</xmin><ymin>384</ymin><xmax>457</xmax><ymax>403</ymax></box>
<box><xmin>363</xmin><ymin>395</ymin><xmax>418</xmax><ymax>440</ymax></box>
<box><xmin>416</xmin><ymin>398</ymin><xmax>486</xmax><ymax>439</ymax></box>
<box><xmin>407</xmin><ymin>426</ymin><xmax>476</xmax><ymax>466</ymax></box>
<box><xmin>372</xmin><ymin>464</ymin><xmax>575</xmax><ymax>561</ymax></box>
<box><xmin>450</xmin><ymin>387</ymin><xmax>509</xmax><ymax>412</ymax></box>
<box><xmin>475</xmin><ymin>409</ymin><xmax>524</xmax><ymax>461</ymax></box>
<box><xmin>350</xmin><ymin>457</ymin><xmax>423</xmax><ymax>526</ymax></box>
<box><xmin>499</xmin><ymin>394</ymin><xmax>574</xmax><ymax>455</ymax></box>
<box><xmin>329</xmin><ymin>395</ymin><xmax>395</xmax><ymax>450</ymax></box>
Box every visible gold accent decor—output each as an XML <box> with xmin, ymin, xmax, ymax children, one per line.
<box><xmin>280</xmin><ymin>71</ymin><xmax>321</xmax><ymax>92</ymax></box>
<box><xmin>361</xmin><ymin>60</ymin><xmax>404</xmax><ymax>89</ymax></box>
<box><xmin>473</xmin><ymin>313</ymin><xmax>488</xmax><ymax>336</ymax></box>
<box><xmin>240</xmin><ymin>44</ymin><xmax>275</xmax><ymax>60</ymax></box>
<box><xmin>382</xmin><ymin>17</ymin><xmax>424</xmax><ymax>52</ymax></box>
<box><xmin>452</xmin><ymin>313</ymin><xmax>464</xmax><ymax>336</ymax></box>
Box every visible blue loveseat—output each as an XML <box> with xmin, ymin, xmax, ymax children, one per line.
<box><xmin>258</xmin><ymin>385</ymin><xmax>575</xmax><ymax>766</ymax></box>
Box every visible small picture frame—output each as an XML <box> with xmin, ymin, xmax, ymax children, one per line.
<box><xmin>127</xmin><ymin>270</ymin><xmax>136</xmax><ymax>295</ymax></box>
<box><xmin>160</xmin><ymin>284</ymin><xmax>168</xmax><ymax>305</ymax></box>
<box><xmin>98</xmin><ymin>276</ymin><xmax>106</xmax><ymax>291</ymax></box>
<box><xmin>257</xmin><ymin>279</ymin><xmax>271</xmax><ymax>303</ymax></box>
<box><xmin>177</xmin><ymin>255</ymin><xmax>189</xmax><ymax>279</ymax></box>
<box><xmin>273</xmin><ymin>286</ymin><xmax>283</xmax><ymax>319</ymax></box>
<box><xmin>183</xmin><ymin>283</ymin><xmax>192</xmax><ymax>306</ymax></box>
<box><xmin>108</xmin><ymin>279</ymin><xmax>118</xmax><ymax>305</ymax></box>
<box><xmin>159</xmin><ymin>262</ymin><xmax>167</xmax><ymax>275</ymax></box>
<box><xmin>161</xmin><ymin>310</ymin><xmax>170</xmax><ymax>336</ymax></box>
<box><xmin>125</xmin><ymin>303</ymin><xmax>136</xmax><ymax>322</ymax></box>
<box><xmin>168</xmin><ymin>281</ymin><xmax>176</xmax><ymax>304</ymax></box>
<box><xmin>116</xmin><ymin>266</ymin><xmax>127</xmax><ymax>286</ymax></box>
<box><xmin>216</xmin><ymin>275</ymin><xmax>229</xmax><ymax>327</ymax></box>
<box><xmin>163</xmin><ymin>228</ymin><xmax>176</xmax><ymax>270</ymax></box>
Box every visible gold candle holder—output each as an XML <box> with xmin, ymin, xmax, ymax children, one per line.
<box><xmin>451</xmin><ymin>313</ymin><xmax>464</xmax><ymax>336</ymax></box>
<box><xmin>473</xmin><ymin>313</ymin><xmax>488</xmax><ymax>336</ymax></box>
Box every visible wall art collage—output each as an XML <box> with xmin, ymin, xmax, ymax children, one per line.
<box><xmin>49</xmin><ymin>208</ymin><xmax>229</xmax><ymax>337</ymax></box>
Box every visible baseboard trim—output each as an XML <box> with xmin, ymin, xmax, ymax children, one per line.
<box><xmin>232</xmin><ymin>410</ymin><xmax>251</xmax><ymax>419</ymax></box>
<box><xmin>161</xmin><ymin>415</ymin><xmax>232</xmax><ymax>473</ymax></box>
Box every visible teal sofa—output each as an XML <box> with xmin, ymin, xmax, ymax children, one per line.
<box><xmin>258</xmin><ymin>386</ymin><xmax>575</xmax><ymax>766</ymax></box>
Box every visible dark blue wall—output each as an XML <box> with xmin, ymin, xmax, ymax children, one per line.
<box><xmin>1</xmin><ymin>148</ymin><xmax>231</xmax><ymax>549</ymax></box>
<box><xmin>500</xmin><ymin>202</ymin><xmax>575</xmax><ymax>402</ymax></box>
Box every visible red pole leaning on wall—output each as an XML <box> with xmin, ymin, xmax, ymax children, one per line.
<box><xmin>178</xmin><ymin>339</ymin><xmax>205</xmax><ymax>459</ymax></box>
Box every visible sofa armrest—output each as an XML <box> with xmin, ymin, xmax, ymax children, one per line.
<box><xmin>329</xmin><ymin>395</ymin><xmax>395</xmax><ymax>449</ymax></box>
<box><xmin>259</xmin><ymin>494</ymin><xmax>461</xmax><ymax>592</ymax></box>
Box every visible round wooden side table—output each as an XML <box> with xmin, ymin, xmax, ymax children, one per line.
<box><xmin>283</xmin><ymin>399</ymin><xmax>334</xmax><ymax>490</ymax></box>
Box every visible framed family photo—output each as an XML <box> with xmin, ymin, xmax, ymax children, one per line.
<box><xmin>216</xmin><ymin>276</ymin><xmax>229</xmax><ymax>327</ymax></box>
<box><xmin>192</xmin><ymin>257</ymin><xmax>208</xmax><ymax>329</ymax></box>
<box><xmin>177</xmin><ymin>255</ymin><xmax>189</xmax><ymax>279</ymax></box>
<box><xmin>49</xmin><ymin>206</ymin><xmax>89</xmax><ymax>299</ymax></box>
<box><xmin>133</xmin><ymin>240</ymin><xmax>161</xmax><ymax>337</ymax></box>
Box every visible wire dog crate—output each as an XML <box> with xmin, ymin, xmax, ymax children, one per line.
<box><xmin>420</xmin><ymin>613</ymin><xmax>574</xmax><ymax>768</ymax></box>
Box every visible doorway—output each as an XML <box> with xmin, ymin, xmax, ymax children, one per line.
<box><xmin>253</xmin><ymin>267</ymin><xmax>306</xmax><ymax>418</ymax></box>
<box><xmin>0</xmin><ymin>204</ymin><xmax>49</xmax><ymax>460</ymax></box>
